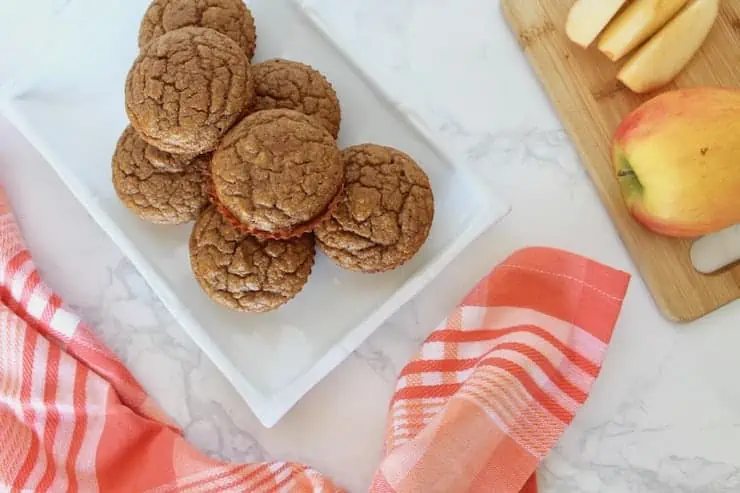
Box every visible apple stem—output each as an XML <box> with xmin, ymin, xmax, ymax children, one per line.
<box><xmin>617</xmin><ymin>169</ymin><xmax>636</xmax><ymax>177</ymax></box>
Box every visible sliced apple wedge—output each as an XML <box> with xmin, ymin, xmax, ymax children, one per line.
<box><xmin>618</xmin><ymin>0</ymin><xmax>720</xmax><ymax>93</ymax></box>
<box><xmin>598</xmin><ymin>0</ymin><xmax>689</xmax><ymax>61</ymax></box>
<box><xmin>566</xmin><ymin>0</ymin><xmax>630</xmax><ymax>48</ymax></box>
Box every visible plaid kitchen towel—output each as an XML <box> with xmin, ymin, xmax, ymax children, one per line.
<box><xmin>0</xmin><ymin>184</ymin><xmax>629</xmax><ymax>493</ymax></box>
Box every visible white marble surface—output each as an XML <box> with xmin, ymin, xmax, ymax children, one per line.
<box><xmin>2</xmin><ymin>0</ymin><xmax>740</xmax><ymax>491</ymax></box>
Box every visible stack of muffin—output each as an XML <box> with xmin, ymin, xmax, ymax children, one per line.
<box><xmin>112</xmin><ymin>0</ymin><xmax>435</xmax><ymax>313</ymax></box>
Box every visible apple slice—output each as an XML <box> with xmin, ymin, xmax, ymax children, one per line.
<box><xmin>598</xmin><ymin>0</ymin><xmax>689</xmax><ymax>61</ymax></box>
<box><xmin>618</xmin><ymin>0</ymin><xmax>720</xmax><ymax>93</ymax></box>
<box><xmin>566</xmin><ymin>0</ymin><xmax>630</xmax><ymax>48</ymax></box>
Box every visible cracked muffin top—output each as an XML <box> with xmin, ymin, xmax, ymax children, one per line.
<box><xmin>314</xmin><ymin>144</ymin><xmax>435</xmax><ymax>273</ymax></box>
<box><xmin>211</xmin><ymin>109</ymin><xmax>344</xmax><ymax>238</ymax></box>
<box><xmin>139</xmin><ymin>0</ymin><xmax>257</xmax><ymax>60</ymax></box>
<box><xmin>125</xmin><ymin>27</ymin><xmax>253</xmax><ymax>155</ymax></box>
<box><xmin>250</xmin><ymin>59</ymin><xmax>341</xmax><ymax>138</ymax></box>
<box><xmin>189</xmin><ymin>205</ymin><xmax>315</xmax><ymax>312</ymax></box>
<box><xmin>112</xmin><ymin>126</ymin><xmax>210</xmax><ymax>224</ymax></box>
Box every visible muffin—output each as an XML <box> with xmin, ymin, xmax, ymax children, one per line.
<box><xmin>138</xmin><ymin>0</ymin><xmax>257</xmax><ymax>60</ymax></box>
<box><xmin>251</xmin><ymin>59</ymin><xmax>341</xmax><ymax>138</ymax></box>
<box><xmin>211</xmin><ymin>109</ymin><xmax>344</xmax><ymax>238</ymax></box>
<box><xmin>112</xmin><ymin>126</ymin><xmax>210</xmax><ymax>224</ymax></box>
<box><xmin>189</xmin><ymin>206</ymin><xmax>315</xmax><ymax>312</ymax></box>
<box><xmin>125</xmin><ymin>27</ymin><xmax>253</xmax><ymax>155</ymax></box>
<box><xmin>315</xmin><ymin>144</ymin><xmax>435</xmax><ymax>273</ymax></box>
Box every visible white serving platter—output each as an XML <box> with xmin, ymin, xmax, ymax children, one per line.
<box><xmin>0</xmin><ymin>0</ymin><xmax>509</xmax><ymax>427</ymax></box>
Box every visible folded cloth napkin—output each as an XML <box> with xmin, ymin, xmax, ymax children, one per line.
<box><xmin>0</xmin><ymin>185</ymin><xmax>630</xmax><ymax>493</ymax></box>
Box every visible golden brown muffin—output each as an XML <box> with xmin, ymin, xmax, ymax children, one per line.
<box><xmin>211</xmin><ymin>109</ymin><xmax>344</xmax><ymax>238</ymax></box>
<box><xmin>189</xmin><ymin>206</ymin><xmax>315</xmax><ymax>312</ymax></box>
<box><xmin>125</xmin><ymin>27</ymin><xmax>253</xmax><ymax>155</ymax></box>
<box><xmin>112</xmin><ymin>126</ymin><xmax>210</xmax><ymax>224</ymax></box>
<box><xmin>250</xmin><ymin>59</ymin><xmax>341</xmax><ymax>138</ymax></box>
<box><xmin>315</xmin><ymin>144</ymin><xmax>435</xmax><ymax>273</ymax></box>
<box><xmin>138</xmin><ymin>0</ymin><xmax>257</xmax><ymax>60</ymax></box>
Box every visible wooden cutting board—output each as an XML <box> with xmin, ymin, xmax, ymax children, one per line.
<box><xmin>501</xmin><ymin>0</ymin><xmax>740</xmax><ymax>323</ymax></box>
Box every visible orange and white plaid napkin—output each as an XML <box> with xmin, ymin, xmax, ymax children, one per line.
<box><xmin>0</xmin><ymin>184</ymin><xmax>630</xmax><ymax>493</ymax></box>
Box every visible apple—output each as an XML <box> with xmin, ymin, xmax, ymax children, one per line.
<box><xmin>598</xmin><ymin>0</ymin><xmax>689</xmax><ymax>61</ymax></box>
<box><xmin>566</xmin><ymin>0</ymin><xmax>629</xmax><ymax>49</ymax></box>
<box><xmin>618</xmin><ymin>0</ymin><xmax>720</xmax><ymax>94</ymax></box>
<box><xmin>613</xmin><ymin>87</ymin><xmax>740</xmax><ymax>238</ymax></box>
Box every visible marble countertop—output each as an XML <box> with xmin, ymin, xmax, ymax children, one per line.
<box><xmin>2</xmin><ymin>0</ymin><xmax>740</xmax><ymax>491</ymax></box>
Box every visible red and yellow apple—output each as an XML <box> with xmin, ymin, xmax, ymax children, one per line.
<box><xmin>613</xmin><ymin>87</ymin><xmax>740</xmax><ymax>238</ymax></box>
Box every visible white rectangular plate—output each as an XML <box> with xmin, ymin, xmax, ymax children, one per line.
<box><xmin>0</xmin><ymin>0</ymin><xmax>509</xmax><ymax>427</ymax></box>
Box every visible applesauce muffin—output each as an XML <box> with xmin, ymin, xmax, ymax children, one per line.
<box><xmin>125</xmin><ymin>27</ymin><xmax>253</xmax><ymax>155</ymax></box>
<box><xmin>138</xmin><ymin>0</ymin><xmax>257</xmax><ymax>60</ymax></box>
<box><xmin>189</xmin><ymin>206</ymin><xmax>315</xmax><ymax>312</ymax></box>
<box><xmin>314</xmin><ymin>144</ymin><xmax>435</xmax><ymax>273</ymax></box>
<box><xmin>211</xmin><ymin>109</ymin><xmax>344</xmax><ymax>238</ymax></box>
<box><xmin>112</xmin><ymin>126</ymin><xmax>210</xmax><ymax>224</ymax></box>
<box><xmin>251</xmin><ymin>59</ymin><xmax>341</xmax><ymax>138</ymax></box>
